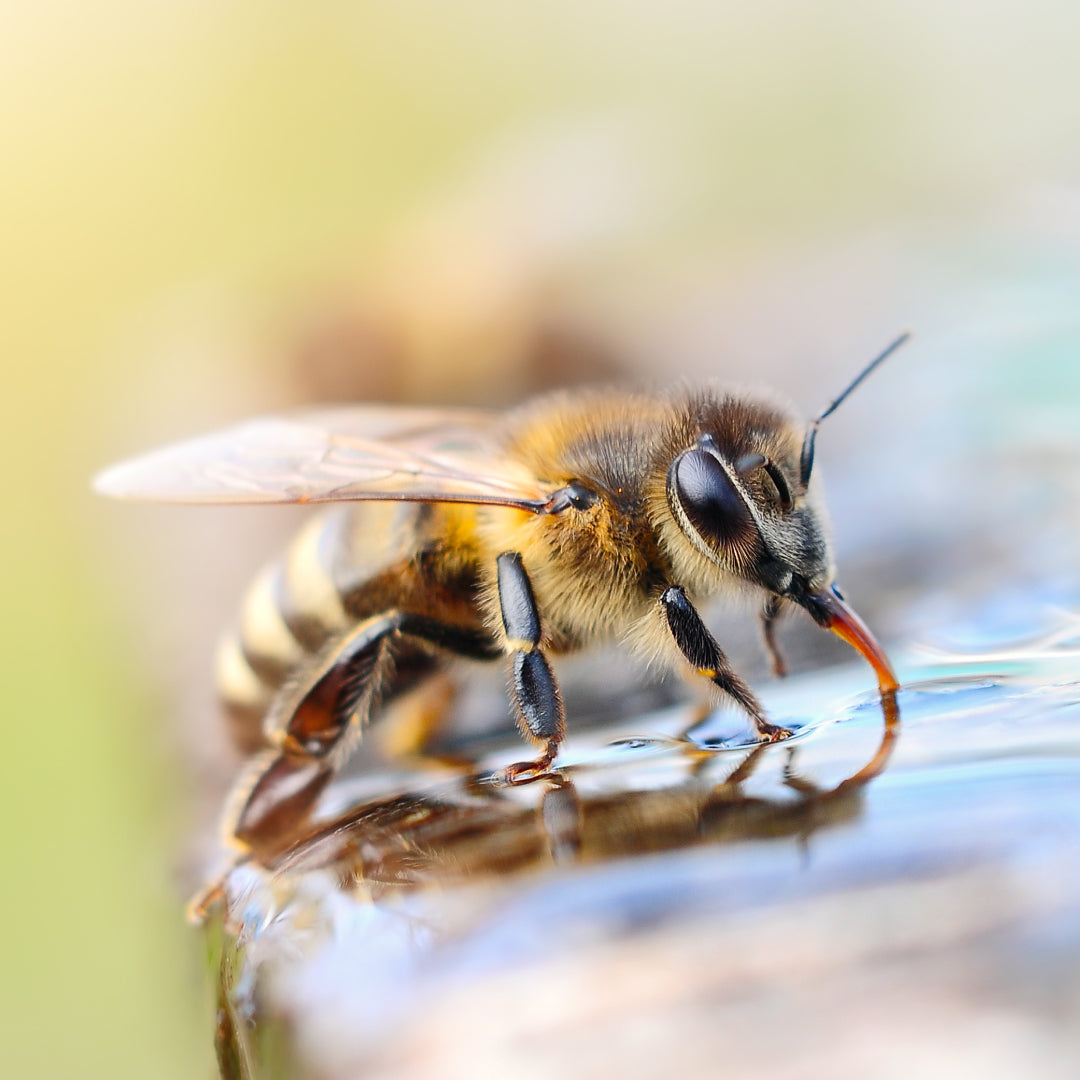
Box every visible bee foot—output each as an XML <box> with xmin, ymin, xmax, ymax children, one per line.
<box><xmin>757</xmin><ymin>723</ymin><xmax>794</xmax><ymax>743</ymax></box>
<box><xmin>499</xmin><ymin>741</ymin><xmax>560</xmax><ymax>785</ymax></box>
<box><xmin>186</xmin><ymin>875</ymin><xmax>229</xmax><ymax>927</ymax></box>
<box><xmin>499</xmin><ymin>762</ymin><xmax>556</xmax><ymax>785</ymax></box>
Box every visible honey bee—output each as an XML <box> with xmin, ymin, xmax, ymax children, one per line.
<box><xmin>96</xmin><ymin>335</ymin><xmax>905</xmax><ymax>857</ymax></box>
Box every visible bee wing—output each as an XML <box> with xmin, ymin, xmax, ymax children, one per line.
<box><xmin>94</xmin><ymin>405</ymin><xmax>551</xmax><ymax>510</ymax></box>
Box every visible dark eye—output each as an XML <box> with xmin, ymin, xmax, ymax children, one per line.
<box><xmin>670</xmin><ymin>449</ymin><xmax>754</xmax><ymax>545</ymax></box>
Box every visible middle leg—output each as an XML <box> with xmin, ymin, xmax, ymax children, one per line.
<box><xmin>495</xmin><ymin>551</ymin><xmax>566</xmax><ymax>781</ymax></box>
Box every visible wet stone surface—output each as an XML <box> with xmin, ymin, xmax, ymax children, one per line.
<box><xmin>207</xmin><ymin>620</ymin><xmax>1080</xmax><ymax>1080</ymax></box>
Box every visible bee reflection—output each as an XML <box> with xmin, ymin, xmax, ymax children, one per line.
<box><xmin>243</xmin><ymin>692</ymin><xmax>900</xmax><ymax>904</ymax></box>
<box><xmin>207</xmin><ymin>695</ymin><xmax>899</xmax><ymax>1074</ymax></box>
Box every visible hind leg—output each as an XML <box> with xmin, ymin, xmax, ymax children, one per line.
<box><xmin>226</xmin><ymin>611</ymin><xmax>497</xmax><ymax>856</ymax></box>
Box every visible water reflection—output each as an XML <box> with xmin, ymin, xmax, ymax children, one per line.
<box><xmin>253</xmin><ymin>693</ymin><xmax>900</xmax><ymax>897</ymax></box>
<box><xmin>207</xmin><ymin>636</ymin><xmax>1080</xmax><ymax>1079</ymax></box>
<box><xmin>210</xmin><ymin>689</ymin><xmax>901</xmax><ymax>1075</ymax></box>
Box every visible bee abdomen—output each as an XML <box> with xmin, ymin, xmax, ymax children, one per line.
<box><xmin>277</xmin><ymin>512</ymin><xmax>352</xmax><ymax>650</ymax></box>
<box><xmin>215</xmin><ymin>634</ymin><xmax>273</xmax><ymax>755</ymax></box>
<box><xmin>218</xmin><ymin>511</ymin><xmax>355</xmax><ymax>754</ymax></box>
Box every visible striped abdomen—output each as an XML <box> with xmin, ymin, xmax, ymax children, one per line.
<box><xmin>215</xmin><ymin>502</ymin><xmax>490</xmax><ymax>755</ymax></box>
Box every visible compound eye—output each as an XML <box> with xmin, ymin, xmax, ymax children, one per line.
<box><xmin>671</xmin><ymin>448</ymin><xmax>754</xmax><ymax>546</ymax></box>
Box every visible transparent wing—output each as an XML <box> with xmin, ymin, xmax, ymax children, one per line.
<box><xmin>94</xmin><ymin>405</ymin><xmax>551</xmax><ymax>511</ymax></box>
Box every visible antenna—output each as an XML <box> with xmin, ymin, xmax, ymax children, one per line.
<box><xmin>798</xmin><ymin>331</ymin><xmax>911</xmax><ymax>491</ymax></box>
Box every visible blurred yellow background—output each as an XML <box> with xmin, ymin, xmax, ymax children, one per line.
<box><xmin>3</xmin><ymin>3</ymin><xmax>1080</xmax><ymax>1076</ymax></box>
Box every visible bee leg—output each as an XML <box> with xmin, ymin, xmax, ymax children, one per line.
<box><xmin>373</xmin><ymin>670</ymin><xmax>469</xmax><ymax>768</ymax></box>
<box><xmin>225</xmin><ymin>615</ymin><xmax>397</xmax><ymax>855</ymax></box>
<box><xmin>660</xmin><ymin>585</ymin><xmax>792</xmax><ymax>742</ymax></box>
<box><xmin>761</xmin><ymin>595</ymin><xmax>788</xmax><ymax>677</ymax></box>
<box><xmin>676</xmin><ymin>699</ymin><xmax>714</xmax><ymax>741</ymax></box>
<box><xmin>495</xmin><ymin>552</ymin><xmax>566</xmax><ymax>783</ymax></box>
<box><xmin>781</xmin><ymin>748</ymin><xmax>824</xmax><ymax>797</ymax></box>
<box><xmin>227</xmin><ymin>612</ymin><xmax>498</xmax><ymax>855</ymax></box>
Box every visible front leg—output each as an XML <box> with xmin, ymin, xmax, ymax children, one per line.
<box><xmin>760</xmin><ymin>594</ymin><xmax>788</xmax><ymax>678</ymax></box>
<box><xmin>496</xmin><ymin>551</ymin><xmax>566</xmax><ymax>781</ymax></box>
<box><xmin>660</xmin><ymin>585</ymin><xmax>791</xmax><ymax>742</ymax></box>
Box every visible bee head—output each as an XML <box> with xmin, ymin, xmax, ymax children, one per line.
<box><xmin>665</xmin><ymin>372</ymin><xmax>901</xmax><ymax>694</ymax></box>
<box><xmin>666</xmin><ymin>422</ymin><xmax>833</xmax><ymax>601</ymax></box>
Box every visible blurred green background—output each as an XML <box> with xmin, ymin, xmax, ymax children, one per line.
<box><xmin>3</xmin><ymin>3</ymin><xmax>1080</xmax><ymax>1076</ymax></box>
